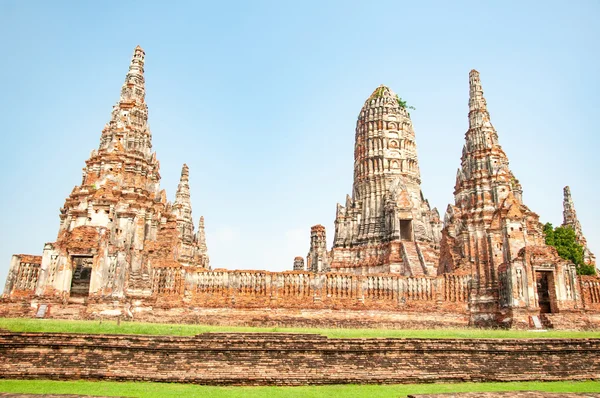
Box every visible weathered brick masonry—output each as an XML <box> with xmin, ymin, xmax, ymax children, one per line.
<box><xmin>0</xmin><ymin>304</ymin><xmax>471</xmax><ymax>329</ymax></box>
<box><xmin>3</xmin><ymin>47</ymin><xmax>599</xmax><ymax>329</ymax></box>
<box><xmin>1</xmin><ymin>332</ymin><xmax>599</xmax><ymax>385</ymax></box>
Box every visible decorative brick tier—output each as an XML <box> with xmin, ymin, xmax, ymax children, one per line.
<box><xmin>1</xmin><ymin>332</ymin><xmax>599</xmax><ymax>385</ymax></box>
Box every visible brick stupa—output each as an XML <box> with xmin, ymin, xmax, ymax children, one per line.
<box><xmin>4</xmin><ymin>46</ymin><xmax>210</xmax><ymax>300</ymax></box>
<box><xmin>306</xmin><ymin>85</ymin><xmax>442</xmax><ymax>276</ymax></box>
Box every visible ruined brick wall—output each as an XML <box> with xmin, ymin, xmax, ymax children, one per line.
<box><xmin>1</xmin><ymin>332</ymin><xmax>599</xmax><ymax>385</ymax></box>
<box><xmin>0</xmin><ymin>262</ymin><xmax>473</xmax><ymax>317</ymax></box>
<box><xmin>580</xmin><ymin>275</ymin><xmax>600</xmax><ymax>311</ymax></box>
<box><xmin>1</xmin><ymin>266</ymin><xmax>473</xmax><ymax>328</ymax></box>
<box><xmin>178</xmin><ymin>269</ymin><xmax>470</xmax><ymax>312</ymax></box>
<box><xmin>3</xmin><ymin>255</ymin><xmax>41</xmax><ymax>298</ymax></box>
<box><xmin>0</xmin><ymin>301</ymin><xmax>470</xmax><ymax>329</ymax></box>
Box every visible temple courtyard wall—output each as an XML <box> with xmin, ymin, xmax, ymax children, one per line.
<box><xmin>0</xmin><ymin>303</ymin><xmax>471</xmax><ymax>329</ymax></box>
<box><xmin>4</xmin><ymin>265</ymin><xmax>600</xmax><ymax>329</ymax></box>
<box><xmin>1</xmin><ymin>331</ymin><xmax>599</xmax><ymax>385</ymax></box>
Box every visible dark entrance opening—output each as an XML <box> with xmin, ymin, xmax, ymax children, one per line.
<box><xmin>536</xmin><ymin>271</ymin><xmax>552</xmax><ymax>314</ymax></box>
<box><xmin>70</xmin><ymin>256</ymin><xmax>93</xmax><ymax>296</ymax></box>
<box><xmin>400</xmin><ymin>220</ymin><xmax>412</xmax><ymax>241</ymax></box>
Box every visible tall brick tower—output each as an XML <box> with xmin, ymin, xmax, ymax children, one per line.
<box><xmin>439</xmin><ymin>70</ymin><xmax>579</xmax><ymax>326</ymax></box>
<box><xmin>3</xmin><ymin>46</ymin><xmax>210</xmax><ymax>300</ymax></box>
<box><xmin>310</xmin><ymin>85</ymin><xmax>442</xmax><ymax>275</ymax></box>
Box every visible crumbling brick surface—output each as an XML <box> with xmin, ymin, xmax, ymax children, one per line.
<box><xmin>327</xmin><ymin>86</ymin><xmax>443</xmax><ymax>276</ymax></box>
<box><xmin>436</xmin><ymin>70</ymin><xmax>586</xmax><ymax>326</ymax></box>
<box><xmin>580</xmin><ymin>275</ymin><xmax>600</xmax><ymax>311</ymax></box>
<box><xmin>3</xmin><ymin>52</ymin><xmax>598</xmax><ymax>330</ymax></box>
<box><xmin>3</xmin><ymin>46</ymin><xmax>210</xmax><ymax>303</ymax></box>
<box><xmin>1</xmin><ymin>332</ymin><xmax>599</xmax><ymax>385</ymax></box>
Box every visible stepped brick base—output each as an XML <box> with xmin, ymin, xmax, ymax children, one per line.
<box><xmin>1</xmin><ymin>332</ymin><xmax>600</xmax><ymax>385</ymax></box>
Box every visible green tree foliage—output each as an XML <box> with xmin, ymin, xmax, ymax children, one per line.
<box><xmin>543</xmin><ymin>223</ymin><xmax>596</xmax><ymax>275</ymax></box>
<box><xmin>395</xmin><ymin>94</ymin><xmax>416</xmax><ymax>110</ymax></box>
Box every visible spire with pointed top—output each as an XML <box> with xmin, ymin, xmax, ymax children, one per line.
<box><xmin>172</xmin><ymin>164</ymin><xmax>210</xmax><ymax>268</ymax></box>
<box><xmin>196</xmin><ymin>215</ymin><xmax>207</xmax><ymax>252</ymax></box>
<box><xmin>99</xmin><ymin>46</ymin><xmax>152</xmax><ymax>156</ymax></box>
<box><xmin>173</xmin><ymin>164</ymin><xmax>194</xmax><ymax>242</ymax></box>
<box><xmin>120</xmin><ymin>45</ymin><xmax>146</xmax><ymax>104</ymax></box>
<box><xmin>467</xmin><ymin>70</ymin><xmax>497</xmax><ymax>136</ymax></box>
<box><xmin>468</xmin><ymin>70</ymin><xmax>489</xmax><ymax>127</ymax></box>
<box><xmin>174</xmin><ymin>164</ymin><xmax>191</xmax><ymax>203</ymax></box>
<box><xmin>457</xmin><ymin>70</ymin><xmax>511</xmax><ymax>203</ymax></box>
<box><xmin>562</xmin><ymin>186</ymin><xmax>595</xmax><ymax>265</ymax></box>
<box><xmin>562</xmin><ymin>186</ymin><xmax>581</xmax><ymax>233</ymax></box>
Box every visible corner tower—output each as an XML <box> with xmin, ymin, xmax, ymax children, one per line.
<box><xmin>439</xmin><ymin>70</ymin><xmax>579</xmax><ymax>327</ymax></box>
<box><xmin>562</xmin><ymin>186</ymin><xmax>596</xmax><ymax>265</ymax></box>
<box><xmin>325</xmin><ymin>85</ymin><xmax>442</xmax><ymax>275</ymax></box>
<box><xmin>173</xmin><ymin>164</ymin><xmax>210</xmax><ymax>268</ymax></box>
<box><xmin>3</xmin><ymin>47</ymin><xmax>211</xmax><ymax>301</ymax></box>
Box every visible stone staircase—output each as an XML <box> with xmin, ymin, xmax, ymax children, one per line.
<box><xmin>541</xmin><ymin>313</ymin><xmax>592</xmax><ymax>330</ymax></box>
<box><xmin>529</xmin><ymin>314</ymin><xmax>553</xmax><ymax>329</ymax></box>
<box><xmin>539</xmin><ymin>314</ymin><xmax>553</xmax><ymax>329</ymax></box>
<box><xmin>401</xmin><ymin>243</ymin><xmax>426</xmax><ymax>276</ymax></box>
<box><xmin>414</xmin><ymin>243</ymin><xmax>437</xmax><ymax>276</ymax></box>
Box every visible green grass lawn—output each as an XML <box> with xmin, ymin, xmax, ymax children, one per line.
<box><xmin>1</xmin><ymin>317</ymin><xmax>600</xmax><ymax>338</ymax></box>
<box><xmin>2</xmin><ymin>318</ymin><xmax>599</xmax><ymax>396</ymax></box>
<box><xmin>0</xmin><ymin>380</ymin><xmax>599</xmax><ymax>397</ymax></box>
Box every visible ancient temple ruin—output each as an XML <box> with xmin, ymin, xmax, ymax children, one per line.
<box><xmin>1</xmin><ymin>48</ymin><xmax>598</xmax><ymax>328</ymax></box>
<box><xmin>3</xmin><ymin>46</ymin><xmax>210</xmax><ymax>301</ymax></box>
<box><xmin>295</xmin><ymin>70</ymin><xmax>597</xmax><ymax>327</ymax></box>
<box><xmin>438</xmin><ymin>70</ymin><xmax>581</xmax><ymax>326</ymax></box>
<box><xmin>305</xmin><ymin>85</ymin><xmax>443</xmax><ymax>276</ymax></box>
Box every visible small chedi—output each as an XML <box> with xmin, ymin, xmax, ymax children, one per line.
<box><xmin>2</xmin><ymin>48</ymin><xmax>599</xmax><ymax>329</ymax></box>
<box><xmin>562</xmin><ymin>186</ymin><xmax>596</xmax><ymax>265</ymax></box>
<box><xmin>3</xmin><ymin>46</ymin><xmax>209</xmax><ymax>301</ymax></box>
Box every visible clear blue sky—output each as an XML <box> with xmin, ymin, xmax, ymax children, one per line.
<box><xmin>0</xmin><ymin>0</ymin><xmax>598</xmax><ymax>285</ymax></box>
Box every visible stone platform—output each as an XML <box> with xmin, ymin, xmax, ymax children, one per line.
<box><xmin>1</xmin><ymin>332</ymin><xmax>600</xmax><ymax>386</ymax></box>
<box><xmin>1</xmin><ymin>392</ymin><xmax>599</xmax><ymax>397</ymax></box>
